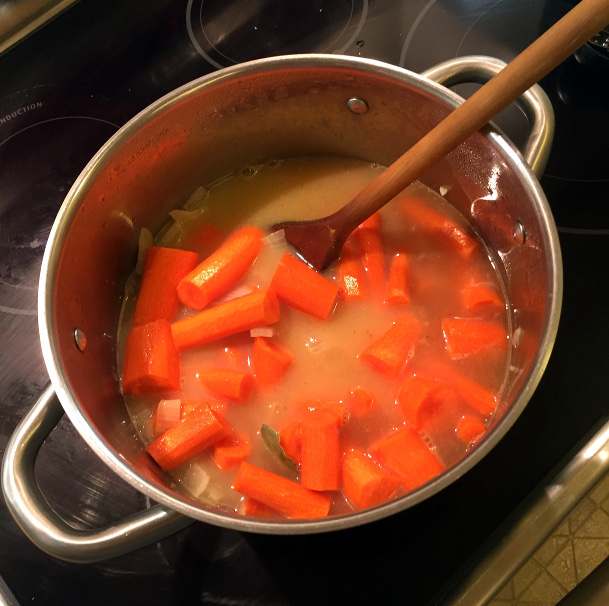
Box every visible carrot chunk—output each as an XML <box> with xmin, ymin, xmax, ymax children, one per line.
<box><xmin>251</xmin><ymin>337</ymin><xmax>294</xmax><ymax>388</ymax></box>
<box><xmin>177</xmin><ymin>226</ymin><xmax>264</xmax><ymax>309</ymax></box>
<box><xmin>369</xmin><ymin>426</ymin><xmax>444</xmax><ymax>491</ymax></box>
<box><xmin>354</xmin><ymin>213</ymin><xmax>385</xmax><ymax>298</ymax></box>
<box><xmin>212</xmin><ymin>432</ymin><xmax>251</xmax><ymax>470</ymax></box>
<box><xmin>360</xmin><ymin>312</ymin><xmax>423</xmax><ymax>379</ymax></box>
<box><xmin>461</xmin><ymin>282</ymin><xmax>504</xmax><ymax>310</ymax></box>
<box><xmin>134</xmin><ymin>246</ymin><xmax>199</xmax><ymax>325</ymax></box>
<box><xmin>397</xmin><ymin>193</ymin><xmax>479</xmax><ymax>257</ymax></box>
<box><xmin>442</xmin><ymin>317</ymin><xmax>508</xmax><ymax>357</ymax></box>
<box><xmin>301</xmin><ymin>408</ymin><xmax>341</xmax><ymax>491</ymax></box>
<box><xmin>232</xmin><ymin>462</ymin><xmax>332</xmax><ymax>519</ymax></box>
<box><xmin>349</xmin><ymin>388</ymin><xmax>376</xmax><ymax>419</ymax></box>
<box><xmin>279</xmin><ymin>421</ymin><xmax>302</xmax><ymax>465</ymax></box>
<box><xmin>146</xmin><ymin>403</ymin><xmax>230</xmax><ymax>470</ymax></box>
<box><xmin>269</xmin><ymin>252</ymin><xmax>339</xmax><ymax>320</ymax></box>
<box><xmin>237</xmin><ymin>497</ymin><xmax>277</xmax><ymax>518</ymax></box>
<box><xmin>337</xmin><ymin>234</ymin><xmax>368</xmax><ymax>300</ymax></box>
<box><xmin>171</xmin><ymin>289</ymin><xmax>280</xmax><ymax>350</ymax></box>
<box><xmin>181</xmin><ymin>398</ymin><xmax>227</xmax><ymax>418</ymax></box>
<box><xmin>342</xmin><ymin>449</ymin><xmax>400</xmax><ymax>510</ymax></box>
<box><xmin>457</xmin><ymin>416</ymin><xmax>486</xmax><ymax>443</ymax></box>
<box><xmin>397</xmin><ymin>374</ymin><xmax>458</xmax><ymax>429</ymax></box>
<box><xmin>309</xmin><ymin>401</ymin><xmax>345</xmax><ymax>419</ymax></box>
<box><xmin>122</xmin><ymin>319</ymin><xmax>181</xmax><ymax>396</ymax></box>
<box><xmin>424</xmin><ymin>361</ymin><xmax>497</xmax><ymax>416</ymax></box>
<box><xmin>385</xmin><ymin>253</ymin><xmax>410</xmax><ymax>305</ymax></box>
<box><xmin>179</xmin><ymin>223</ymin><xmax>225</xmax><ymax>259</ymax></box>
<box><xmin>199</xmin><ymin>369</ymin><xmax>255</xmax><ymax>403</ymax></box>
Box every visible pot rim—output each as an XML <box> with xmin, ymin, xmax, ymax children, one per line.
<box><xmin>38</xmin><ymin>53</ymin><xmax>563</xmax><ymax>534</ymax></box>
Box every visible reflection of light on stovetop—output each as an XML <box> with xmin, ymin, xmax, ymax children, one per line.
<box><xmin>186</xmin><ymin>0</ymin><xmax>367</xmax><ymax>69</ymax></box>
<box><xmin>0</xmin><ymin>87</ymin><xmax>120</xmax><ymax>316</ymax></box>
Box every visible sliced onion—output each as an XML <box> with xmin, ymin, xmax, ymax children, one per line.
<box><xmin>250</xmin><ymin>327</ymin><xmax>274</xmax><ymax>338</ymax></box>
<box><xmin>262</xmin><ymin>229</ymin><xmax>286</xmax><ymax>248</ymax></box>
<box><xmin>116</xmin><ymin>271</ymin><xmax>140</xmax><ymax>366</ymax></box>
<box><xmin>182</xmin><ymin>185</ymin><xmax>209</xmax><ymax>210</ymax></box>
<box><xmin>211</xmin><ymin>285</ymin><xmax>253</xmax><ymax>306</ymax></box>
<box><xmin>512</xmin><ymin>326</ymin><xmax>523</xmax><ymax>347</ymax></box>
<box><xmin>179</xmin><ymin>462</ymin><xmax>210</xmax><ymax>498</ymax></box>
<box><xmin>169</xmin><ymin>208</ymin><xmax>204</xmax><ymax>224</ymax></box>
<box><xmin>199</xmin><ymin>482</ymin><xmax>224</xmax><ymax>505</ymax></box>
<box><xmin>135</xmin><ymin>227</ymin><xmax>154</xmax><ymax>274</ymax></box>
<box><xmin>153</xmin><ymin>398</ymin><xmax>182</xmax><ymax>436</ymax></box>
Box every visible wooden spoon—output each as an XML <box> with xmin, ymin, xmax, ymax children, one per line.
<box><xmin>274</xmin><ymin>0</ymin><xmax>609</xmax><ymax>271</ymax></box>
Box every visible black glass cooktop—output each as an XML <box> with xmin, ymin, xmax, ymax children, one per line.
<box><xmin>1</xmin><ymin>1</ymin><xmax>608</xmax><ymax>604</ymax></box>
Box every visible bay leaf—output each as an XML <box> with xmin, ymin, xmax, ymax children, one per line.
<box><xmin>260</xmin><ymin>423</ymin><xmax>298</xmax><ymax>472</ymax></box>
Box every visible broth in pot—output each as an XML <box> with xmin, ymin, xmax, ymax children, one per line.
<box><xmin>119</xmin><ymin>156</ymin><xmax>511</xmax><ymax>518</ymax></box>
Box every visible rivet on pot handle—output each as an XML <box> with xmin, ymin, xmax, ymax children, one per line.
<box><xmin>1</xmin><ymin>383</ymin><xmax>193</xmax><ymax>563</ymax></box>
<box><xmin>421</xmin><ymin>55</ymin><xmax>555</xmax><ymax>178</ymax></box>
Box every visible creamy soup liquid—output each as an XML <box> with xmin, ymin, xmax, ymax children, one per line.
<box><xmin>121</xmin><ymin>157</ymin><xmax>510</xmax><ymax>515</ymax></box>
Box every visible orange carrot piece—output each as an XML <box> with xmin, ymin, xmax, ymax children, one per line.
<box><xmin>251</xmin><ymin>337</ymin><xmax>294</xmax><ymax>388</ymax></box>
<box><xmin>179</xmin><ymin>223</ymin><xmax>225</xmax><ymax>259</ymax></box>
<box><xmin>342</xmin><ymin>449</ymin><xmax>400</xmax><ymax>510</ymax></box>
<box><xmin>212</xmin><ymin>432</ymin><xmax>251</xmax><ymax>470</ymax></box>
<box><xmin>457</xmin><ymin>416</ymin><xmax>486</xmax><ymax>443</ymax></box>
<box><xmin>385</xmin><ymin>253</ymin><xmax>410</xmax><ymax>305</ymax></box>
<box><xmin>349</xmin><ymin>388</ymin><xmax>376</xmax><ymax>418</ymax></box>
<box><xmin>232</xmin><ymin>461</ymin><xmax>332</xmax><ymax>519</ymax></box>
<box><xmin>269</xmin><ymin>252</ymin><xmax>339</xmax><ymax>320</ymax></box>
<box><xmin>369</xmin><ymin>426</ymin><xmax>444</xmax><ymax>491</ymax></box>
<box><xmin>360</xmin><ymin>312</ymin><xmax>423</xmax><ymax>379</ymax></box>
<box><xmin>181</xmin><ymin>398</ymin><xmax>227</xmax><ymax>418</ymax></box>
<box><xmin>171</xmin><ymin>289</ymin><xmax>280</xmax><ymax>350</ymax></box>
<box><xmin>298</xmin><ymin>400</ymin><xmax>347</xmax><ymax>427</ymax></box>
<box><xmin>397</xmin><ymin>374</ymin><xmax>458</xmax><ymax>430</ymax></box>
<box><xmin>337</xmin><ymin>234</ymin><xmax>368</xmax><ymax>300</ymax></box>
<box><xmin>442</xmin><ymin>317</ymin><xmax>508</xmax><ymax>357</ymax></box>
<box><xmin>301</xmin><ymin>408</ymin><xmax>341</xmax><ymax>491</ymax></box>
<box><xmin>146</xmin><ymin>403</ymin><xmax>230</xmax><ymax>470</ymax></box>
<box><xmin>397</xmin><ymin>193</ymin><xmax>479</xmax><ymax>258</ymax></box>
<box><xmin>353</xmin><ymin>212</ymin><xmax>385</xmax><ymax>298</ymax></box>
<box><xmin>238</xmin><ymin>497</ymin><xmax>277</xmax><ymax>518</ymax></box>
<box><xmin>122</xmin><ymin>319</ymin><xmax>181</xmax><ymax>396</ymax></box>
<box><xmin>424</xmin><ymin>361</ymin><xmax>497</xmax><ymax>416</ymax></box>
<box><xmin>134</xmin><ymin>246</ymin><xmax>199</xmax><ymax>325</ymax></box>
<box><xmin>461</xmin><ymin>282</ymin><xmax>504</xmax><ymax>310</ymax></box>
<box><xmin>198</xmin><ymin>368</ymin><xmax>255</xmax><ymax>403</ymax></box>
<box><xmin>279</xmin><ymin>421</ymin><xmax>302</xmax><ymax>465</ymax></box>
<box><xmin>177</xmin><ymin>226</ymin><xmax>264</xmax><ymax>309</ymax></box>
<box><xmin>410</xmin><ymin>263</ymin><xmax>443</xmax><ymax>300</ymax></box>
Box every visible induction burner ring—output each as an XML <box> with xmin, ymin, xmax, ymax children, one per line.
<box><xmin>186</xmin><ymin>0</ymin><xmax>368</xmax><ymax>69</ymax></box>
<box><xmin>0</xmin><ymin>87</ymin><xmax>121</xmax><ymax>316</ymax></box>
<box><xmin>399</xmin><ymin>0</ymin><xmax>437</xmax><ymax>68</ymax></box>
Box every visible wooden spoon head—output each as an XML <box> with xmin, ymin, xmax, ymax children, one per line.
<box><xmin>272</xmin><ymin>215</ymin><xmax>349</xmax><ymax>272</ymax></box>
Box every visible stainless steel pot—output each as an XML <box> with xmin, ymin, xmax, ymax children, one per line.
<box><xmin>1</xmin><ymin>54</ymin><xmax>562</xmax><ymax>562</ymax></box>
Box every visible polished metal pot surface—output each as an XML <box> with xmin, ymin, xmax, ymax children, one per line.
<box><xmin>2</xmin><ymin>54</ymin><xmax>562</xmax><ymax>562</ymax></box>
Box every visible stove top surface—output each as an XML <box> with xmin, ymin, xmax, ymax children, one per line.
<box><xmin>1</xmin><ymin>1</ymin><xmax>608</xmax><ymax>604</ymax></box>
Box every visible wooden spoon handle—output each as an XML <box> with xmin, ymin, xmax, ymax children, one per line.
<box><xmin>338</xmin><ymin>0</ymin><xmax>609</xmax><ymax>231</ymax></box>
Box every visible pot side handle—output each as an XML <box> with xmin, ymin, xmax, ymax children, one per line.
<box><xmin>1</xmin><ymin>383</ymin><xmax>193</xmax><ymax>563</ymax></box>
<box><xmin>421</xmin><ymin>55</ymin><xmax>555</xmax><ymax>178</ymax></box>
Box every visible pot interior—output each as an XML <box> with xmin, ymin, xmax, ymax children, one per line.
<box><xmin>40</xmin><ymin>56</ymin><xmax>561</xmax><ymax>531</ymax></box>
